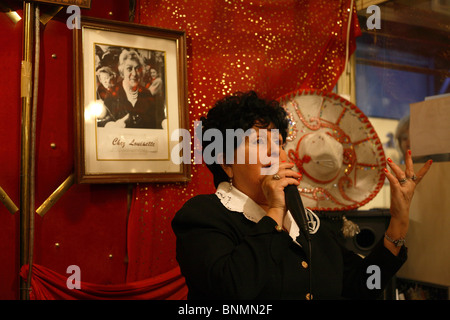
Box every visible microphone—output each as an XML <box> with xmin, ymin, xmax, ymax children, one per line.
<box><xmin>284</xmin><ymin>184</ymin><xmax>313</xmax><ymax>298</ymax></box>
<box><xmin>284</xmin><ymin>185</ymin><xmax>310</xmax><ymax>242</ymax></box>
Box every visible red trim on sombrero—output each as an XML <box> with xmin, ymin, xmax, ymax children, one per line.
<box><xmin>278</xmin><ymin>88</ymin><xmax>387</xmax><ymax>212</ymax></box>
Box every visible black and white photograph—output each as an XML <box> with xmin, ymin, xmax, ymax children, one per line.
<box><xmin>74</xmin><ymin>17</ymin><xmax>189</xmax><ymax>183</ymax></box>
<box><xmin>94</xmin><ymin>45</ymin><xmax>166</xmax><ymax>130</ymax></box>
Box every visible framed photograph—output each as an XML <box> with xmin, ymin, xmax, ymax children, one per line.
<box><xmin>74</xmin><ymin>17</ymin><xmax>190</xmax><ymax>183</ymax></box>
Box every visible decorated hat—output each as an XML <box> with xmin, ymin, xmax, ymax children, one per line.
<box><xmin>278</xmin><ymin>89</ymin><xmax>386</xmax><ymax>211</ymax></box>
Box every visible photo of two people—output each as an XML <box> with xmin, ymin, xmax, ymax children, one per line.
<box><xmin>94</xmin><ymin>44</ymin><xmax>166</xmax><ymax>130</ymax></box>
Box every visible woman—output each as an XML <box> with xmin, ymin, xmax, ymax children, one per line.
<box><xmin>172</xmin><ymin>91</ymin><xmax>432</xmax><ymax>300</ymax></box>
<box><xmin>98</xmin><ymin>49</ymin><xmax>165</xmax><ymax>129</ymax></box>
<box><xmin>96</xmin><ymin>66</ymin><xmax>118</xmax><ymax>101</ymax></box>
<box><xmin>145</xmin><ymin>66</ymin><xmax>164</xmax><ymax>97</ymax></box>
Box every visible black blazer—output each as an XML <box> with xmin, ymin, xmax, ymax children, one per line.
<box><xmin>172</xmin><ymin>194</ymin><xmax>407</xmax><ymax>300</ymax></box>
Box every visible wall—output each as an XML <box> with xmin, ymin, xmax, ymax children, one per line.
<box><xmin>0</xmin><ymin>0</ymin><xmax>131</xmax><ymax>300</ymax></box>
<box><xmin>397</xmin><ymin>161</ymin><xmax>450</xmax><ymax>287</ymax></box>
<box><xmin>0</xmin><ymin>5</ymin><xmax>21</xmax><ymax>299</ymax></box>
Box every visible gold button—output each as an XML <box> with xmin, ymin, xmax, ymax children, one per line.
<box><xmin>275</xmin><ymin>225</ymin><xmax>283</xmax><ymax>232</ymax></box>
<box><xmin>306</xmin><ymin>293</ymin><xmax>313</xmax><ymax>300</ymax></box>
<box><xmin>301</xmin><ymin>261</ymin><xmax>308</xmax><ymax>269</ymax></box>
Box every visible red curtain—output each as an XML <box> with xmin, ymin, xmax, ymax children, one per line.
<box><xmin>135</xmin><ymin>0</ymin><xmax>361</xmax><ymax>99</ymax></box>
<box><xmin>20</xmin><ymin>264</ymin><xmax>187</xmax><ymax>300</ymax></box>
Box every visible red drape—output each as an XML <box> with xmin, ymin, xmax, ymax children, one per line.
<box><xmin>135</xmin><ymin>0</ymin><xmax>361</xmax><ymax>99</ymax></box>
<box><xmin>20</xmin><ymin>264</ymin><xmax>187</xmax><ymax>300</ymax></box>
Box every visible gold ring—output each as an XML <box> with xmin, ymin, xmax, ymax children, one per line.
<box><xmin>273</xmin><ymin>174</ymin><xmax>281</xmax><ymax>180</ymax></box>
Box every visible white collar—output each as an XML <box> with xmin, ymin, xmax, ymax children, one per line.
<box><xmin>215</xmin><ymin>182</ymin><xmax>301</xmax><ymax>244</ymax></box>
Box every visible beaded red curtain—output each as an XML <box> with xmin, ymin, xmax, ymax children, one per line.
<box><xmin>126</xmin><ymin>0</ymin><xmax>361</xmax><ymax>282</ymax></box>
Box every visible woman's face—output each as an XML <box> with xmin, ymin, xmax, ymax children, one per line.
<box><xmin>150</xmin><ymin>68</ymin><xmax>158</xmax><ymax>79</ymax></box>
<box><xmin>99</xmin><ymin>73</ymin><xmax>114</xmax><ymax>90</ymax></box>
<box><xmin>122</xmin><ymin>58</ymin><xmax>142</xmax><ymax>90</ymax></box>
<box><xmin>226</xmin><ymin>125</ymin><xmax>287</xmax><ymax>206</ymax></box>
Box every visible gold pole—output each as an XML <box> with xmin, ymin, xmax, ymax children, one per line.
<box><xmin>0</xmin><ymin>186</ymin><xmax>19</xmax><ymax>214</ymax></box>
<box><xmin>20</xmin><ymin>1</ymin><xmax>34</xmax><ymax>301</ymax></box>
<box><xmin>36</xmin><ymin>174</ymin><xmax>75</xmax><ymax>217</ymax></box>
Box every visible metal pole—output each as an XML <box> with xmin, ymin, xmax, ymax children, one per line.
<box><xmin>19</xmin><ymin>1</ymin><xmax>34</xmax><ymax>300</ymax></box>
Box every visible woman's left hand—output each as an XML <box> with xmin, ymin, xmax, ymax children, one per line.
<box><xmin>261</xmin><ymin>162</ymin><xmax>302</xmax><ymax>227</ymax></box>
<box><xmin>383</xmin><ymin>150</ymin><xmax>432</xmax><ymax>254</ymax></box>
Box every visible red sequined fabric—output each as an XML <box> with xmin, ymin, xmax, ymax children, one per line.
<box><xmin>127</xmin><ymin>0</ymin><xmax>361</xmax><ymax>282</ymax></box>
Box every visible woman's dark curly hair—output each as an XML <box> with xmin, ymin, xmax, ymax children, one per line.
<box><xmin>199</xmin><ymin>91</ymin><xmax>288</xmax><ymax>188</ymax></box>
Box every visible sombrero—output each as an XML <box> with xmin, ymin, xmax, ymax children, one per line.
<box><xmin>278</xmin><ymin>89</ymin><xmax>386</xmax><ymax>211</ymax></box>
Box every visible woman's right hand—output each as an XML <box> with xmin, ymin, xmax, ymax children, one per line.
<box><xmin>104</xmin><ymin>113</ymin><xmax>130</xmax><ymax>128</ymax></box>
<box><xmin>261</xmin><ymin>162</ymin><xmax>301</xmax><ymax>226</ymax></box>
